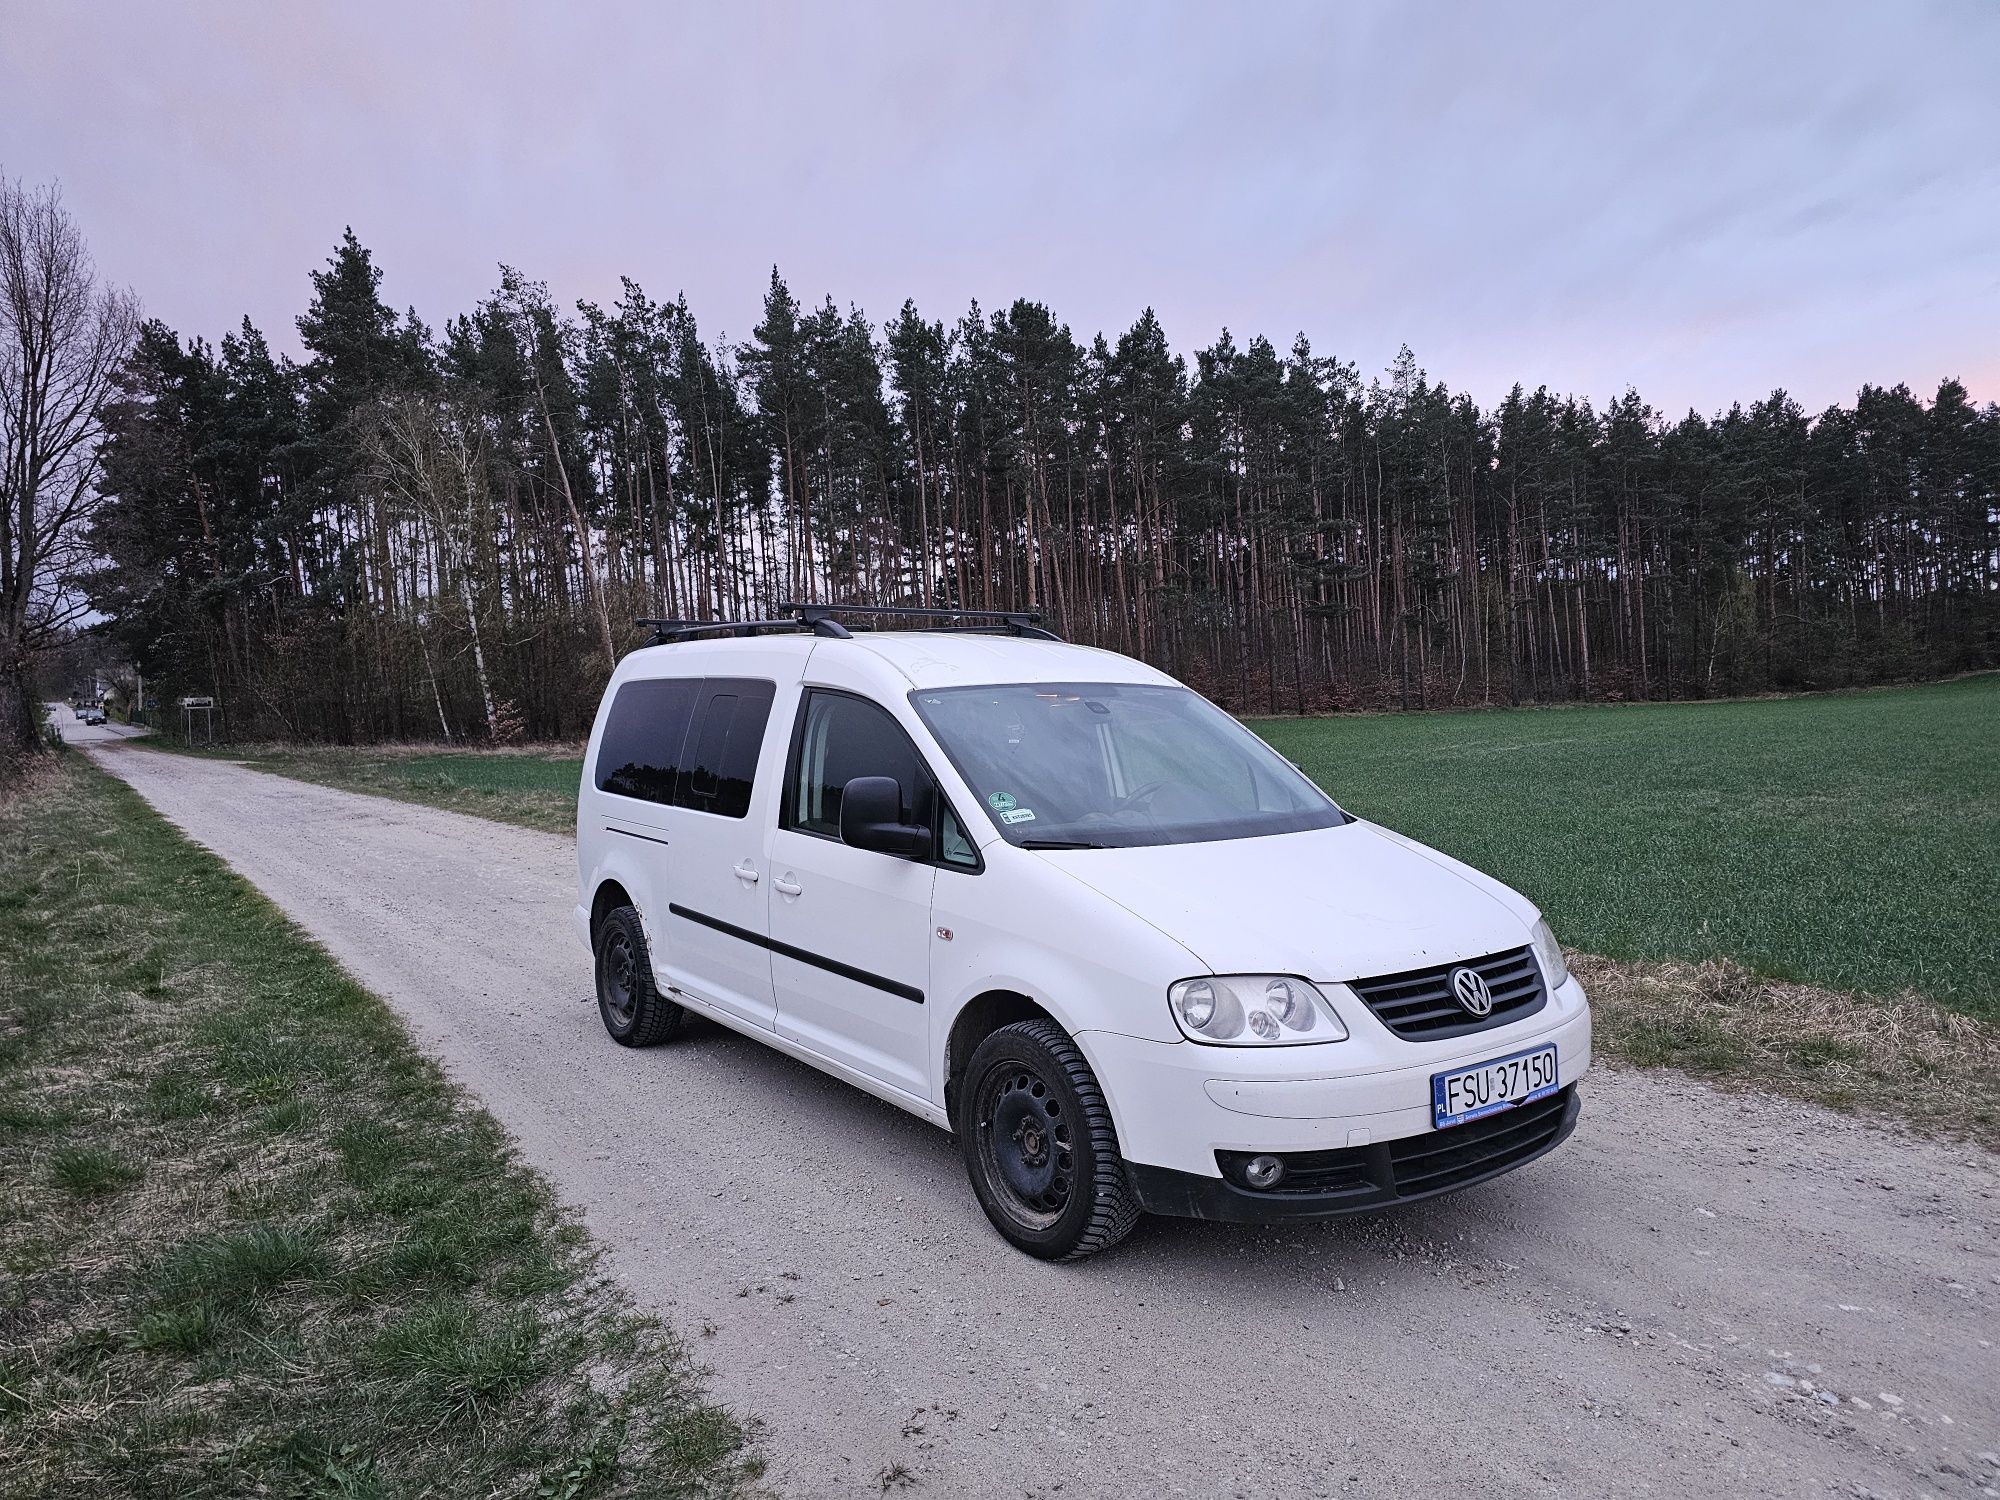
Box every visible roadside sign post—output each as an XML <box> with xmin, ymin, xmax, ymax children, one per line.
<box><xmin>179</xmin><ymin>696</ymin><xmax>217</xmax><ymax>744</ymax></box>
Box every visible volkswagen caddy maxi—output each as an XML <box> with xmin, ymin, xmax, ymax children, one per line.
<box><xmin>575</xmin><ymin>607</ymin><xmax>1589</xmax><ymax>1260</ymax></box>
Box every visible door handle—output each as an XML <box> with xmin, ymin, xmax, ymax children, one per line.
<box><xmin>733</xmin><ymin>861</ymin><xmax>759</xmax><ymax>884</ymax></box>
<box><xmin>772</xmin><ymin>874</ymin><xmax>803</xmax><ymax>897</ymax></box>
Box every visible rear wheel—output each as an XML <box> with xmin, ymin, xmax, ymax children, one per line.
<box><xmin>959</xmin><ymin>1019</ymin><xmax>1140</xmax><ymax>1260</ymax></box>
<box><xmin>594</xmin><ymin>906</ymin><xmax>684</xmax><ymax>1047</ymax></box>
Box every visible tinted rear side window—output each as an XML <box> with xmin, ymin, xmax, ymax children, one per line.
<box><xmin>676</xmin><ymin>678</ymin><xmax>777</xmax><ymax>819</ymax></box>
<box><xmin>595</xmin><ymin>677</ymin><xmax>700</xmax><ymax>804</ymax></box>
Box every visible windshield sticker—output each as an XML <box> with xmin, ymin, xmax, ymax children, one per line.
<box><xmin>987</xmin><ymin>791</ymin><xmax>1018</xmax><ymax>813</ymax></box>
<box><xmin>999</xmin><ymin>807</ymin><xmax>1037</xmax><ymax>824</ymax></box>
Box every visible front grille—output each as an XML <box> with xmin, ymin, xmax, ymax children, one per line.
<box><xmin>1385</xmin><ymin>1086</ymin><xmax>1572</xmax><ymax>1195</ymax></box>
<box><xmin>1348</xmin><ymin>945</ymin><xmax>1548</xmax><ymax>1040</ymax></box>
<box><xmin>1213</xmin><ymin>1086</ymin><xmax>1578</xmax><ymax>1205</ymax></box>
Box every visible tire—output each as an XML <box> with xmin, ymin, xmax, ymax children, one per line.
<box><xmin>958</xmin><ymin>1018</ymin><xmax>1141</xmax><ymax>1261</ymax></box>
<box><xmin>594</xmin><ymin>906</ymin><xmax>685</xmax><ymax>1047</ymax></box>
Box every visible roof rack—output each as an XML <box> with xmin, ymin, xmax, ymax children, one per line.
<box><xmin>635</xmin><ymin>615</ymin><xmax>851</xmax><ymax>646</ymax></box>
<box><xmin>779</xmin><ymin>602</ymin><xmax>1063</xmax><ymax>642</ymax></box>
<box><xmin>636</xmin><ymin>604</ymin><xmax>1062</xmax><ymax>648</ymax></box>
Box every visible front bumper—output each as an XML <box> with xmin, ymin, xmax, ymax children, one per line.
<box><xmin>1075</xmin><ymin>974</ymin><xmax>1592</xmax><ymax>1179</ymax></box>
<box><xmin>1128</xmin><ymin>1085</ymin><xmax>1581</xmax><ymax>1222</ymax></box>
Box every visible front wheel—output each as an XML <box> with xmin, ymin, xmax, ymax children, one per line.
<box><xmin>594</xmin><ymin>906</ymin><xmax>685</xmax><ymax>1047</ymax></box>
<box><xmin>958</xmin><ymin>1019</ymin><xmax>1140</xmax><ymax>1260</ymax></box>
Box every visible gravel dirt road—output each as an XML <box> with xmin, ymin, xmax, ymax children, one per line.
<box><xmin>45</xmin><ymin>701</ymin><xmax>149</xmax><ymax>745</ymax></box>
<box><xmin>86</xmin><ymin>743</ymin><xmax>1999</xmax><ymax>1499</ymax></box>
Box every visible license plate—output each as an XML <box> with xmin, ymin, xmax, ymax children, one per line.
<box><xmin>1431</xmin><ymin>1044</ymin><xmax>1559</xmax><ymax>1129</ymax></box>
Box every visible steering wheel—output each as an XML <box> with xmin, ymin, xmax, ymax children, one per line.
<box><xmin>1112</xmin><ymin>779</ymin><xmax>1177</xmax><ymax>813</ymax></box>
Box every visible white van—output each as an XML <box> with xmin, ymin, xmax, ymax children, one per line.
<box><xmin>575</xmin><ymin>607</ymin><xmax>1589</xmax><ymax>1259</ymax></box>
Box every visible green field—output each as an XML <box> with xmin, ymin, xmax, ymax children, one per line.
<box><xmin>1255</xmin><ymin>675</ymin><xmax>1999</xmax><ymax>1021</ymax></box>
<box><xmin>164</xmin><ymin>675</ymin><xmax>1998</xmax><ymax>1020</ymax></box>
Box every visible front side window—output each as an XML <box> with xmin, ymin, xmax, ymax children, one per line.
<box><xmin>595</xmin><ymin>677</ymin><xmax>700</xmax><ymax>804</ymax></box>
<box><xmin>911</xmin><ymin>682</ymin><xmax>1347</xmax><ymax>849</ymax></box>
<box><xmin>786</xmin><ymin>690</ymin><xmax>934</xmax><ymax>837</ymax></box>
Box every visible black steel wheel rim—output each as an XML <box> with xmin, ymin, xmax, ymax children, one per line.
<box><xmin>600</xmin><ymin>929</ymin><xmax>638</xmax><ymax>1028</ymax></box>
<box><xmin>974</xmin><ymin>1062</ymin><xmax>1075</xmax><ymax>1230</ymax></box>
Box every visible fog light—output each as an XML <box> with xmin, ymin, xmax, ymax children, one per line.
<box><xmin>1243</xmin><ymin>1154</ymin><xmax>1285</xmax><ymax>1190</ymax></box>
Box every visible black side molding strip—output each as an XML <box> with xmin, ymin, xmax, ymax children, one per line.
<box><xmin>607</xmin><ymin>826</ymin><xmax>672</xmax><ymax>847</ymax></box>
<box><xmin>668</xmin><ymin>903</ymin><xmax>924</xmax><ymax>1004</ymax></box>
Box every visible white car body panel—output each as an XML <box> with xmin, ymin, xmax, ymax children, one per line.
<box><xmin>770</xmin><ymin>823</ymin><xmax>937</xmax><ymax>1097</ymax></box>
<box><xmin>1031</xmin><ymin>821</ymin><xmax>1529</xmax><ymax>981</ymax></box>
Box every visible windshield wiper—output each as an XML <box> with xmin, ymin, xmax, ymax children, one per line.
<box><xmin>1020</xmin><ymin>838</ymin><xmax>1108</xmax><ymax>850</ymax></box>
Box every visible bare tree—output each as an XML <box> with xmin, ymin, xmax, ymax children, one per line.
<box><xmin>363</xmin><ymin>392</ymin><xmax>501</xmax><ymax>737</ymax></box>
<box><xmin>0</xmin><ymin>175</ymin><xmax>138</xmax><ymax>753</ymax></box>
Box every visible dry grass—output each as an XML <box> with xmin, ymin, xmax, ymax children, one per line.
<box><xmin>1577</xmin><ymin>951</ymin><xmax>2000</xmax><ymax>1149</ymax></box>
<box><xmin>0</xmin><ymin>747</ymin><xmax>61</xmax><ymax>809</ymax></box>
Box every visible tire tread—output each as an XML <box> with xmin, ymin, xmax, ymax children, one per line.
<box><xmin>596</xmin><ymin>906</ymin><xmax>685</xmax><ymax>1047</ymax></box>
<box><xmin>972</xmin><ymin>1018</ymin><xmax>1141</xmax><ymax>1261</ymax></box>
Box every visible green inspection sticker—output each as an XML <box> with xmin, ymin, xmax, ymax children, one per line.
<box><xmin>987</xmin><ymin>791</ymin><xmax>1017</xmax><ymax>813</ymax></box>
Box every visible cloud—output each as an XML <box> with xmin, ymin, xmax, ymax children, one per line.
<box><xmin>3</xmin><ymin>0</ymin><xmax>1994</xmax><ymax>414</ymax></box>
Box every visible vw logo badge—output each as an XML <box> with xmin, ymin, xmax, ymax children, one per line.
<box><xmin>1449</xmin><ymin>966</ymin><xmax>1494</xmax><ymax>1017</ymax></box>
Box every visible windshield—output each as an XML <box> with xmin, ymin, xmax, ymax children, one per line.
<box><xmin>910</xmin><ymin>682</ymin><xmax>1347</xmax><ymax>848</ymax></box>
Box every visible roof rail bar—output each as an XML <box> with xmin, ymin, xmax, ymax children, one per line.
<box><xmin>635</xmin><ymin>614</ymin><xmax>851</xmax><ymax>646</ymax></box>
<box><xmin>634</xmin><ymin>603</ymin><xmax>1058</xmax><ymax>648</ymax></box>
<box><xmin>777</xmin><ymin>602</ymin><xmax>1062</xmax><ymax>642</ymax></box>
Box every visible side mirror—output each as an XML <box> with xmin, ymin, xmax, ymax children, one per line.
<box><xmin>839</xmin><ymin>776</ymin><xmax>931</xmax><ymax>859</ymax></box>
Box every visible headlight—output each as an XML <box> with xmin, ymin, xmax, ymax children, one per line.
<box><xmin>1168</xmin><ymin>975</ymin><xmax>1349</xmax><ymax>1045</ymax></box>
<box><xmin>1531</xmin><ymin>917</ymin><xmax>1569</xmax><ymax>989</ymax></box>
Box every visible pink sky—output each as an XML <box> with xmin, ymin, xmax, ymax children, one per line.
<box><xmin>4</xmin><ymin>0</ymin><xmax>1996</xmax><ymax>416</ymax></box>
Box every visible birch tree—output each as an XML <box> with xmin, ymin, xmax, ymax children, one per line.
<box><xmin>0</xmin><ymin>176</ymin><xmax>137</xmax><ymax>753</ymax></box>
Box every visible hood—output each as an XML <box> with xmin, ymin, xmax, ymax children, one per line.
<box><xmin>1036</xmin><ymin>822</ymin><xmax>1532</xmax><ymax>981</ymax></box>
